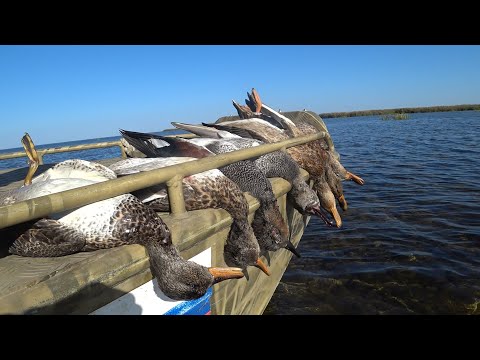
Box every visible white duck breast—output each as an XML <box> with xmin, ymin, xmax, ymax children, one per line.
<box><xmin>221</xmin><ymin>118</ymin><xmax>287</xmax><ymax>133</ymax></box>
<box><xmin>109</xmin><ymin>157</ymin><xmax>224</xmax><ymax>178</ymax></box>
<box><xmin>32</xmin><ymin>159</ymin><xmax>117</xmax><ymax>183</ymax></box>
<box><xmin>189</xmin><ymin>138</ymin><xmax>263</xmax><ymax>151</ymax></box>
<box><xmin>1</xmin><ymin>158</ymin><xmax>137</xmax><ymax>244</ymax></box>
<box><xmin>0</xmin><ymin>159</ymin><xmax>115</xmax><ymax>206</ymax></box>
<box><xmin>1</xmin><ymin>178</ymin><xmax>98</xmax><ymax>206</ymax></box>
<box><xmin>108</xmin><ymin>157</ymin><xmax>197</xmax><ymax>175</ymax></box>
<box><xmin>188</xmin><ymin>138</ymin><xmax>240</xmax><ymax>153</ymax></box>
<box><xmin>187</xmin><ymin>138</ymin><xmax>226</xmax><ymax>148</ymax></box>
<box><xmin>0</xmin><ymin>159</ymin><xmax>126</xmax><ymax>218</ymax></box>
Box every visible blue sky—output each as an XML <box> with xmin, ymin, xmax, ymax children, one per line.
<box><xmin>1</xmin><ymin>45</ymin><xmax>479</xmax><ymax>149</ymax></box>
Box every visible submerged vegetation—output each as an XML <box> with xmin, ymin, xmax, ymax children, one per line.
<box><xmin>320</xmin><ymin>104</ymin><xmax>480</xmax><ymax>118</ymax></box>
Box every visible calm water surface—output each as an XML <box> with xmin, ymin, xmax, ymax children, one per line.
<box><xmin>265</xmin><ymin>111</ymin><xmax>480</xmax><ymax>314</ymax></box>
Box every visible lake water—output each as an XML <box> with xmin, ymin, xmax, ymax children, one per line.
<box><xmin>1</xmin><ymin>111</ymin><xmax>479</xmax><ymax>314</ymax></box>
<box><xmin>264</xmin><ymin>111</ymin><xmax>480</xmax><ymax>314</ymax></box>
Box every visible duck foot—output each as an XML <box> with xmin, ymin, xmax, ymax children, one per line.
<box><xmin>346</xmin><ymin>171</ymin><xmax>365</xmax><ymax>185</ymax></box>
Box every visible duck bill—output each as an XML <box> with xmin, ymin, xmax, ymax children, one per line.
<box><xmin>337</xmin><ymin>194</ymin><xmax>348</xmax><ymax>211</ymax></box>
<box><xmin>209</xmin><ymin>267</ymin><xmax>245</xmax><ymax>284</ymax></box>
<box><xmin>285</xmin><ymin>240</ymin><xmax>301</xmax><ymax>258</ymax></box>
<box><xmin>309</xmin><ymin>205</ymin><xmax>335</xmax><ymax>227</ymax></box>
<box><xmin>346</xmin><ymin>171</ymin><xmax>365</xmax><ymax>185</ymax></box>
<box><xmin>328</xmin><ymin>205</ymin><xmax>342</xmax><ymax>228</ymax></box>
<box><xmin>255</xmin><ymin>258</ymin><xmax>271</xmax><ymax>276</ymax></box>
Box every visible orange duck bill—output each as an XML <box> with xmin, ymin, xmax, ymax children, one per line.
<box><xmin>209</xmin><ymin>267</ymin><xmax>245</xmax><ymax>284</ymax></box>
<box><xmin>255</xmin><ymin>258</ymin><xmax>271</xmax><ymax>276</ymax></box>
<box><xmin>337</xmin><ymin>194</ymin><xmax>348</xmax><ymax>212</ymax></box>
<box><xmin>326</xmin><ymin>204</ymin><xmax>342</xmax><ymax>228</ymax></box>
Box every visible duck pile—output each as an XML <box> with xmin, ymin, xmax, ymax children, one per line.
<box><xmin>1</xmin><ymin>88</ymin><xmax>364</xmax><ymax>301</ymax></box>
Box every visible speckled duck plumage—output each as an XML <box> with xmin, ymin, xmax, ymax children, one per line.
<box><xmin>185</xmin><ymin>134</ymin><xmax>323</xmax><ymax>218</ymax></box>
<box><xmin>118</xmin><ymin>130</ymin><xmax>298</xmax><ymax>256</ymax></box>
<box><xmin>109</xmin><ymin>156</ymin><xmax>269</xmax><ymax>274</ymax></box>
<box><xmin>3</xmin><ymin>159</ymin><xmax>244</xmax><ymax>300</ymax></box>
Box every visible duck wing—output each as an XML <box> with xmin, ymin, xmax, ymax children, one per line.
<box><xmin>201</xmin><ymin>123</ymin><xmax>256</xmax><ymax>139</ymax></box>
<box><xmin>171</xmin><ymin>122</ymin><xmax>242</xmax><ymax>139</ymax></box>
<box><xmin>9</xmin><ymin>218</ymin><xmax>86</xmax><ymax>257</ymax></box>
<box><xmin>258</xmin><ymin>103</ymin><xmax>302</xmax><ymax>138</ymax></box>
<box><xmin>120</xmin><ymin>129</ymin><xmax>214</xmax><ymax>159</ymax></box>
<box><xmin>215</xmin><ymin>119</ymin><xmax>289</xmax><ymax>144</ymax></box>
<box><xmin>119</xmin><ymin>129</ymin><xmax>170</xmax><ymax>157</ymax></box>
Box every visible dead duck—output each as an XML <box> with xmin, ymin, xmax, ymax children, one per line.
<box><xmin>171</xmin><ymin>122</ymin><xmax>332</xmax><ymax>226</ymax></box>
<box><xmin>189</xmin><ymin>117</ymin><xmax>342</xmax><ymax>227</ymax></box>
<box><xmin>1</xmin><ymin>135</ymin><xmax>244</xmax><ymax>301</ymax></box>
<box><xmin>242</xmin><ymin>88</ymin><xmax>364</xmax><ymax>184</ymax></box>
<box><xmin>109</xmin><ymin>155</ymin><xmax>270</xmax><ymax>274</ymax></box>
<box><xmin>204</xmin><ymin>89</ymin><xmax>365</xmax><ymax>226</ymax></box>
<box><xmin>118</xmin><ymin>130</ymin><xmax>300</xmax><ymax>257</ymax></box>
<box><xmin>248</xmin><ymin>91</ymin><xmax>364</xmax><ymax>214</ymax></box>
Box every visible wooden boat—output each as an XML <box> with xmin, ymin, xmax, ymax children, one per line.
<box><xmin>0</xmin><ymin>110</ymin><xmax>331</xmax><ymax>315</ymax></box>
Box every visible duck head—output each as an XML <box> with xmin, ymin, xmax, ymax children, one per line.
<box><xmin>251</xmin><ymin>200</ymin><xmax>293</xmax><ymax>256</ymax></box>
<box><xmin>147</xmin><ymin>238</ymin><xmax>244</xmax><ymax>301</ymax></box>
<box><xmin>135</xmin><ymin>214</ymin><xmax>244</xmax><ymax>300</ymax></box>
<box><xmin>287</xmin><ymin>178</ymin><xmax>326</xmax><ymax>216</ymax></box>
<box><xmin>223</xmin><ymin>220</ymin><xmax>270</xmax><ymax>276</ymax></box>
<box><xmin>287</xmin><ymin>177</ymin><xmax>336</xmax><ymax>228</ymax></box>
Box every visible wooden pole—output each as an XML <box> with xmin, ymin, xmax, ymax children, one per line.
<box><xmin>0</xmin><ymin>132</ymin><xmax>326</xmax><ymax>230</ymax></box>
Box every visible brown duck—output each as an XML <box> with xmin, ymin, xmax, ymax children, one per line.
<box><xmin>210</xmin><ymin>88</ymin><xmax>365</xmax><ymax>227</ymax></box>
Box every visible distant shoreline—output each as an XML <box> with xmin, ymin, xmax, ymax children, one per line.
<box><xmin>319</xmin><ymin>104</ymin><xmax>480</xmax><ymax>118</ymax></box>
